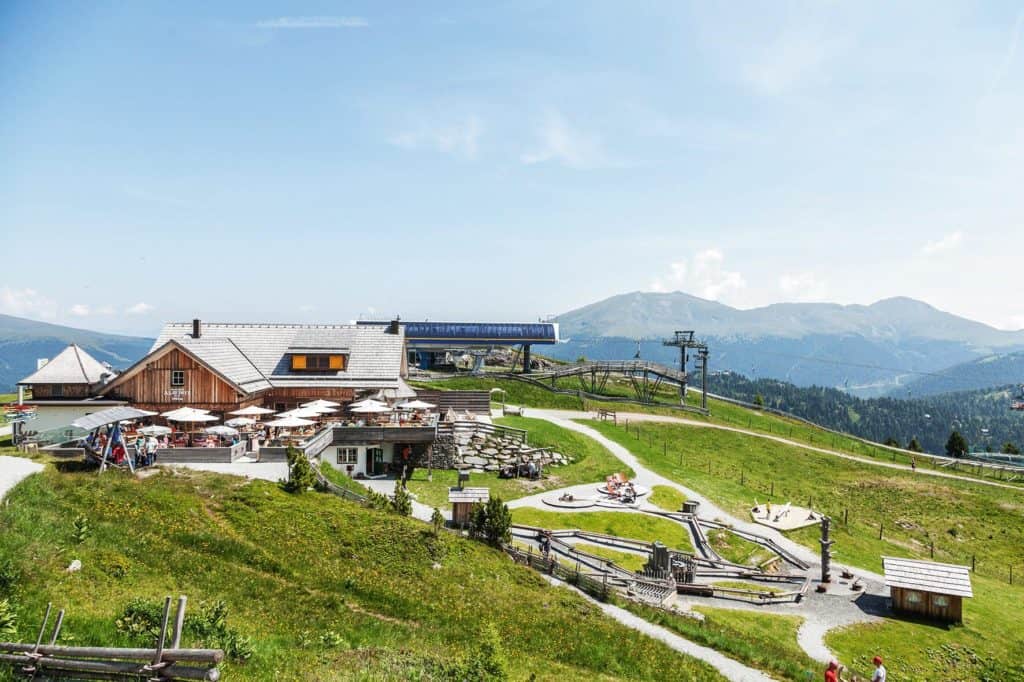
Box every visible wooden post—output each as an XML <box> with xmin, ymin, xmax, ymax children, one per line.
<box><xmin>930</xmin><ymin>542</ymin><xmax>934</xmax><ymax>558</ymax></box>
<box><xmin>663</xmin><ymin>442</ymin><xmax>667</xmax><ymax>457</ymax></box>
<box><xmin>171</xmin><ymin>596</ymin><xmax>188</xmax><ymax>650</ymax></box>
<box><xmin>48</xmin><ymin>609</ymin><xmax>65</xmax><ymax>646</ymax></box>
<box><xmin>152</xmin><ymin>596</ymin><xmax>172</xmax><ymax>667</ymax></box>
<box><xmin>843</xmin><ymin>508</ymin><xmax>848</xmax><ymax>525</ymax></box>
<box><xmin>878</xmin><ymin>522</ymin><xmax>883</xmax><ymax>540</ymax></box>
<box><xmin>972</xmin><ymin>554</ymin><xmax>976</xmax><ymax>572</ymax></box>
<box><xmin>770</xmin><ymin>481</ymin><xmax>774</xmax><ymax>497</ymax></box>
<box><xmin>740</xmin><ymin>470</ymin><xmax>744</xmax><ymax>486</ymax></box>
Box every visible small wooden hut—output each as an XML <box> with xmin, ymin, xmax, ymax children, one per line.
<box><xmin>883</xmin><ymin>556</ymin><xmax>973</xmax><ymax>623</ymax></box>
<box><xmin>449</xmin><ymin>487</ymin><xmax>489</xmax><ymax>526</ymax></box>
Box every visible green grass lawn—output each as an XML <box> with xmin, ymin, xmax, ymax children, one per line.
<box><xmin>709</xmin><ymin>581</ymin><xmax>783</xmax><ymax>596</ymax></box>
<box><xmin>648</xmin><ymin>484</ymin><xmax>686</xmax><ymax>511</ymax></box>
<box><xmin>584</xmin><ymin>419</ymin><xmax>1024</xmax><ymax>680</ymax></box>
<box><xmin>705</xmin><ymin>529</ymin><xmax>773</xmax><ymax>567</ymax></box>
<box><xmin>510</xmin><ymin>508</ymin><xmax>695</xmax><ymax>553</ymax></box>
<box><xmin>0</xmin><ymin>462</ymin><xmax>725</xmax><ymax>681</ymax></box>
<box><xmin>572</xmin><ymin>543</ymin><xmax>647</xmax><ymax>572</ymax></box>
<box><xmin>620</xmin><ymin>601</ymin><xmax>819</xmax><ymax>682</ymax></box>
<box><xmin>405</xmin><ymin>416</ymin><xmax>632</xmax><ymax>510</ymax></box>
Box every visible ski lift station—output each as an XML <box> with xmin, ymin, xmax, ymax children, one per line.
<box><xmin>357</xmin><ymin>320</ymin><xmax>559</xmax><ymax>372</ymax></box>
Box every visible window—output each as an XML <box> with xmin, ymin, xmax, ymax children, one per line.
<box><xmin>905</xmin><ymin>591</ymin><xmax>922</xmax><ymax>604</ymax></box>
<box><xmin>290</xmin><ymin>354</ymin><xmax>346</xmax><ymax>372</ymax></box>
<box><xmin>336</xmin><ymin>447</ymin><xmax>358</xmax><ymax>465</ymax></box>
<box><xmin>170</xmin><ymin>370</ymin><xmax>185</xmax><ymax>387</ymax></box>
<box><xmin>933</xmin><ymin>595</ymin><xmax>950</xmax><ymax>607</ymax></box>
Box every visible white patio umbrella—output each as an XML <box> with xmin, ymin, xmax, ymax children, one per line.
<box><xmin>161</xmin><ymin>407</ymin><xmax>217</xmax><ymax>422</ymax></box>
<box><xmin>265</xmin><ymin>415</ymin><xmax>316</xmax><ymax>428</ymax></box>
<box><xmin>350</xmin><ymin>403</ymin><xmax>392</xmax><ymax>414</ymax></box>
<box><xmin>398</xmin><ymin>399</ymin><xmax>437</xmax><ymax>410</ymax></box>
<box><xmin>225</xmin><ymin>417</ymin><xmax>256</xmax><ymax>427</ymax></box>
<box><xmin>278</xmin><ymin>407</ymin><xmax>322</xmax><ymax>419</ymax></box>
<box><xmin>138</xmin><ymin>425</ymin><xmax>172</xmax><ymax>436</ymax></box>
<box><xmin>205</xmin><ymin>425</ymin><xmax>239</xmax><ymax>437</ymax></box>
<box><xmin>228</xmin><ymin>406</ymin><xmax>276</xmax><ymax>417</ymax></box>
<box><xmin>301</xmin><ymin>399</ymin><xmax>341</xmax><ymax>409</ymax></box>
<box><xmin>310</xmin><ymin>406</ymin><xmax>337</xmax><ymax>413</ymax></box>
<box><xmin>350</xmin><ymin>397</ymin><xmax>388</xmax><ymax>409</ymax></box>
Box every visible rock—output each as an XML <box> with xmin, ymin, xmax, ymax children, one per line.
<box><xmin>464</xmin><ymin>456</ymin><xmax>488</xmax><ymax>466</ymax></box>
<box><xmin>484</xmin><ymin>464</ymin><xmax>500</xmax><ymax>471</ymax></box>
<box><xmin>66</xmin><ymin>559</ymin><xmax>82</xmax><ymax>573</ymax></box>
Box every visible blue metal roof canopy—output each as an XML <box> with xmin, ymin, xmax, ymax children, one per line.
<box><xmin>357</xmin><ymin>321</ymin><xmax>558</xmax><ymax>345</ymax></box>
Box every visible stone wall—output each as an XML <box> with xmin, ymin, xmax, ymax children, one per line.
<box><xmin>444</xmin><ymin>428</ymin><xmax>570</xmax><ymax>473</ymax></box>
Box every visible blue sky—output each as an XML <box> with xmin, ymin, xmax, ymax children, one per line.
<box><xmin>2</xmin><ymin>1</ymin><xmax>1023</xmax><ymax>336</ymax></box>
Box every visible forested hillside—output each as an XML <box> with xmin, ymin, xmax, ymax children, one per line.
<box><xmin>707</xmin><ymin>373</ymin><xmax>1024</xmax><ymax>456</ymax></box>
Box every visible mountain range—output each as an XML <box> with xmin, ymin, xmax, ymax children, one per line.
<box><xmin>550</xmin><ymin>292</ymin><xmax>1024</xmax><ymax>396</ymax></box>
<box><xmin>0</xmin><ymin>314</ymin><xmax>153</xmax><ymax>392</ymax></box>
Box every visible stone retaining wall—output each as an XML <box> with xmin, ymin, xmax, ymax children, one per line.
<box><xmin>445</xmin><ymin>429</ymin><xmax>570</xmax><ymax>473</ymax></box>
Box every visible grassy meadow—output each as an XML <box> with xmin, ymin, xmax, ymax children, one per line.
<box><xmin>0</xmin><ymin>457</ymin><xmax>728</xmax><ymax>681</ymax></box>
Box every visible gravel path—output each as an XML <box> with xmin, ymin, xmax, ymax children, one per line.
<box><xmin>0</xmin><ymin>455</ymin><xmax>44</xmax><ymax>501</ymax></box>
<box><xmin>540</xmin><ymin>575</ymin><xmax>776</xmax><ymax>682</ymax></box>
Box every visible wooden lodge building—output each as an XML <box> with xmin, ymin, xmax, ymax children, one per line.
<box><xmin>103</xmin><ymin>319</ymin><xmax>412</xmax><ymax>416</ymax></box>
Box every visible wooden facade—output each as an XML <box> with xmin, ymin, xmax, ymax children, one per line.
<box><xmin>28</xmin><ymin>383</ymin><xmax>92</xmax><ymax>399</ymax></box>
<box><xmin>890</xmin><ymin>586</ymin><xmax>963</xmax><ymax>623</ymax></box>
<box><xmin>264</xmin><ymin>387</ymin><xmax>355</xmax><ymax>413</ymax></box>
<box><xmin>106</xmin><ymin>347</ymin><xmax>247</xmax><ymax>414</ymax></box>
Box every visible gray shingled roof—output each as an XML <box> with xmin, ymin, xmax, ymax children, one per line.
<box><xmin>174</xmin><ymin>337</ymin><xmax>272</xmax><ymax>392</ymax></box>
<box><xmin>150</xmin><ymin>322</ymin><xmax>404</xmax><ymax>392</ymax></box>
<box><xmin>883</xmin><ymin>556</ymin><xmax>973</xmax><ymax>598</ymax></box>
<box><xmin>448</xmin><ymin>487</ymin><xmax>490</xmax><ymax>504</ymax></box>
<box><xmin>18</xmin><ymin>344</ymin><xmax>116</xmax><ymax>385</ymax></box>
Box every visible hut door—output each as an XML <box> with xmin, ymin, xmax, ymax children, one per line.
<box><xmin>367</xmin><ymin>447</ymin><xmax>384</xmax><ymax>476</ymax></box>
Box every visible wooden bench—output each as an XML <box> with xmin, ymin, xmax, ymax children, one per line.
<box><xmin>597</xmin><ymin>409</ymin><xmax>617</xmax><ymax>424</ymax></box>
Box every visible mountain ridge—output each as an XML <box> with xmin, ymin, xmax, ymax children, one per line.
<box><xmin>0</xmin><ymin>314</ymin><xmax>153</xmax><ymax>391</ymax></box>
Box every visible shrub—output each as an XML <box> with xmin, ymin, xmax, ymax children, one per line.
<box><xmin>72</xmin><ymin>515</ymin><xmax>89</xmax><ymax>544</ymax></box>
<box><xmin>0</xmin><ymin>598</ymin><xmax>17</xmax><ymax>638</ymax></box>
<box><xmin>282</xmin><ymin>446</ymin><xmax>316</xmax><ymax>493</ymax></box>
<box><xmin>0</xmin><ymin>558</ymin><xmax>19</xmax><ymax>597</ymax></box>
<box><xmin>391</xmin><ymin>480</ymin><xmax>412</xmax><ymax>517</ymax></box>
<box><xmin>115</xmin><ymin>598</ymin><xmax>253</xmax><ymax>662</ymax></box>
<box><xmin>469</xmin><ymin>497</ymin><xmax>511</xmax><ymax>548</ymax></box>
<box><xmin>458</xmin><ymin>621</ymin><xmax>508</xmax><ymax>681</ymax></box>
<box><xmin>431</xmin><ymin>508</ymin><xmax>445</xmax><ymax>536</ymax></box>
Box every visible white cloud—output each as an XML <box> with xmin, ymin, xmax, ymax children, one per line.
<box><xmin>390</xmin><ymin>116</ymin><xmax>483</xmax><ymax>159</ymax></box>
<box><xmin>520</xmin><ymin>112</ymin><xmax>607</xmax><ymax>169</ymax></box>
<box><xmin>0</xmin><ymin>287</ymin><xmax>57</xmax><ymax>319</ymax></box>
<box><xmin>125</xmin><ymin>302</ymin><xmax>154</xmax><ymax>315</ymax></box>
<box><xmin>778</xmin><ymin>272</ymin><xmax>829</xmax><ymax>301</ymax></box>
<box><xmin>255</xmin><ymin>16</ymin><xmax>368</xmax><ymax>29</ymax></box>
<box><xmin>649</xmin><ymin>249</ymin><xmax>747</xmax><ymax>302</ymax></box>
<box><xmin>69</xmin><ymin>304</ymin><xmax>90</xmax><ymax>316</ymax></box>
<box><xmin>921</xmin><ymin>231</ymin><xmax>964</xmax><ymax>255</ymax></box>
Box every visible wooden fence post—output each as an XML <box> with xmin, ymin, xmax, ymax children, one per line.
<box><xmin>770</xmin><ymin>481</ymin><xmax>774</xmax><ymax>497</ymax></box>
<box><xmin>878</xmin><ymin>523</ymin><xmax>883</xmax><ymax>540</ymax></box>
<box><xmin>843</xmin><ymin>508</ymin><xmax>848</xmax><ymax>525</ymax></box>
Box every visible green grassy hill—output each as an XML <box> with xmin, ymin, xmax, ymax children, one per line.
<box><xmin>0</xmin><ymin>460</ymin><xmax>722</xmax><ymax>681</ymax></box>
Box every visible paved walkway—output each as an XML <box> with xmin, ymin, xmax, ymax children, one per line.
<box><xmin>160</xmin><ymin>461</ymin><xmax>289</xmax><ymax>482</ymax></box>
<box><xmin>0</xmin><ymin>455</ymin><xmax>44</xmax><ymax>501</ymax></box>
<box><xmin>540</xmin><ymin>575</ymin><xmax>775</xmax><ymax>682</ymax></box>
<box><xmin>530</xmin><ymin>408</ymin><xmax>1022</xmax><ymax>492</ymax></box>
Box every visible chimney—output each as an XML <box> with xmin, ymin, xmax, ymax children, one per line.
<box><xmin>192</xmin><ymin>318</ymin><xmax>202</xmax><ymax>338</ymax></box>
<box><xmin>386</xmin><ymin>317</ymin><xmax>401</xmax><ymax>335</ymax></box>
